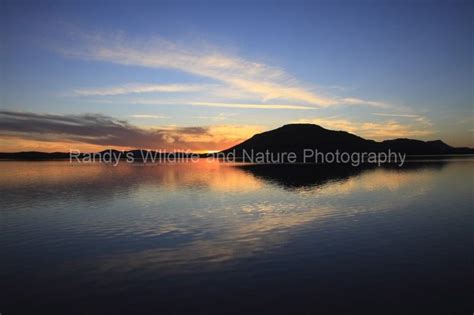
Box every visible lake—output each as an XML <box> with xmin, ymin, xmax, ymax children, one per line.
<box><xmin>0</xmin><ymin>159</ymin><xmax>472</xmax><ymax>314</ymax></box>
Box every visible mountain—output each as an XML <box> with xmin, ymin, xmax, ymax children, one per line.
<box><xmin>0</xmin><ymin>150</ymin><xmax>203</xmax><ymax>160</ymax></box>
<box><xmin>0</xmin><ymin>124</ymin><xmax>472</xmax><ymax>160</ymax></box>
<box><xmin>223</xmin><ymin>124</ymin><xmax>474</xmax><ymax>156</ymax></box>
<box><xmin>380</xmin><ymin>139</ymin><xmax>472</xmax><ymax>155</ymax></box>
<box><xmin>0</xmin><ymin>151</ymin><xmax>72</xmax><ymax>160</ymax></box>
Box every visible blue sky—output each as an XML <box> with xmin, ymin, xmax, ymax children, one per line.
<box><xmin>1</xmin><ymin>0</ymin><xmax>472</xmax><ymax>151</ymax></box>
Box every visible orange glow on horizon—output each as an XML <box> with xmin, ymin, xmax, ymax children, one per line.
<box><xmin>0</xmin><ymin>124</ymin><xmax>264</xmax><ymax>153</ymax></box>
<box><xmin>0</xmin><ymin>136</ymin><xmax>244</xmax><ymax>153</ymax></box>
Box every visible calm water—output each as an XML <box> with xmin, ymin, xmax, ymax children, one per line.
<box><xmin>1</xmin><ymin>160</ymin><xmax>472</xmax><ymax>314</ymax></box>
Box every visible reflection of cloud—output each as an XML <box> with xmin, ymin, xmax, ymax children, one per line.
<box><xmin>314</xmin><ymin>167</ymin><xmax>437</xmax><ymax>197</ymax></box>
<box><xmin>0</xmin><ymin>160</ymin><xmax>265</xmax><ymax>207</ymax></box>
<box><xmin>3</xmin><ymin>159</ymin><xmax>448</xmax><ymax>276</ymax></box>
<box><xmin>83</xmin><ymin>162</ymin><xmax>444</xmax><ymax>274</ymax></box>
<box><xmin>132</xmin><ymin>161</ymin><xmax>264</xmax><ymax>192</ymax></box>
<box><xmin>91</xmin><ymin>204</ymin><xmax>336</xmax><ymax>274</ymax></box>
<box><xmin>0</xmin><ymin>111</ymin><xmax>262</xmax><ymax>151</ymax></box>
<box><xmin>295</xmin><ymin>116</ymin><xmax>433</xmax><ymax>140</ymax></box>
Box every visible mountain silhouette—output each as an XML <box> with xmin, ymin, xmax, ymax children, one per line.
<box><xmin>223</xmin><ymin>124</ymin><xmax>474</xmax><ymax>156</ymax></box>
<box><xmin>0</xmin><ymin>123</ymin><xmax>472</xmax><ymax>160</ymax></box>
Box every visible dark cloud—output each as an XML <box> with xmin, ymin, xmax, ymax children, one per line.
<box><xmin>0</xmin><ymin>111</ymin><xmax>210</xmax><ymax>149</ymax></box>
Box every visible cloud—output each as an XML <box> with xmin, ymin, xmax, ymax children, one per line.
<box><xmin>456</xmin><ymin>115</ymin><xmax>474</xmax><ymax>126</ymax></box>
<box><xmin>0</xmin><ymin>111</ymin><xmax>260</xmax><ymax>151</ymax></box>
<box><xmin>123</xmin><ymin>99</ymin><xmax>316</xmax><ymax>110</ymax></box>
<box><xmin>371</xmin><ymin>113</ymin><xmax>420</xmax><ymax>118</ymax></box>
<box><xmin>189</xmin><ymin>102</ymin><xmax>316</xmax><ymax>110</ymax></box>
<box><xmin>130</xmin><ymin>114</ymin><xmax>169</xmax><ymax>119</ymax></box>
<box><xmin>57</xmin><ymin>31</ymin><xmax>417</xmax><ymax>111</ymax></box>
<box><xmin>196</xmin><ymin>113</ymin><xmax>239</xmax><ymax>121</ymax></box>
<box><xmin>73</xmin><ymin>83</ymin><xmax>211</xmax><ymax>96</ymax></box>
<box><xmin>339</xmin><ymin>98</ymin><xmax>414</xmax><ymax>110</ymax></box>
<box><xmin>295</xmin><ymin>116</ymin><xmax>433</xmax><ymax>140</ymax></box>
<box><xmin>372</xmin><ymin>112</ymin><xmax>433</xmax><ymax>126</ymax></box>
<box><xmin>339</xmin><ymin>98</ymin><xmax>393</xmax><ymax>109</ymax></box>
<box><xmin>180</xmin><ymin>124</ymin><xmax>264</xmax><ymax>146</ymax></box>
<box><xmin>58</xmin><ymin>32</ymin><xmax>339</xmax><ymax>107</ymax></box>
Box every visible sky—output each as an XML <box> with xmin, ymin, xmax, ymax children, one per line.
<box><xmin>1</xmin><ymin>0</ymin><xmax>473</xmax><ymax>152</ymax></box>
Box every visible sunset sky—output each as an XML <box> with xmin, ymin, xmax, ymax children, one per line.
<box><xmin>1</xmin><ymin>0</ymin><xmax>473</xmax><ymax>152</ymax></box>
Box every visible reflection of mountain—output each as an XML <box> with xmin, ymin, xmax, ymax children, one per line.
<box><xmin>0</xmin><ymin>161</ymin><xmax>264</xmax><ymax>207</ymax></box>
<box><xmin>224</xmin><ymin>124</ymin><xmax>474</xmax><ymax>156</ymax></box>
<box><xmin>237</xmin><ymin>164</ymin><xmax>368</xmax><ymax>188</ymax></box>
<box><xmin>236</xmin><ymin>161</ymin><xmax>447</xmax><ymax>189</ymax></box>
<box><xmin>45</xmin><ymin>159</ymin><xmax>455</xmax><ymax>281</ymax></box>
<box><xmin>0</xmin><ymin>161</ymin><xmax>449</xmax><ymax>207</ymax></box>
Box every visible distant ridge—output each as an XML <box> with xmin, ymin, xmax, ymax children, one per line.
<box><xmin>223</xmin><ymin>123</ymin><xmax>474</xmax><ymax>156</ymax></box>
<box><xmin>0</xmin><ymin>124</ymin><xmax>473</xmax><ymax>160</ymax></box>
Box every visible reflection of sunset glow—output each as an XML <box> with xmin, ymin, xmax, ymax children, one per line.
<box><xmin>0</xmin><ymin>160</ymin><xmax>443</xmax><ymax>197</ymax></box>
<box><xmin>0</xmin><ymin>160</ymin><xmax>454</xmax><ymax>272</ymax></box>
<box><xmin>4</xmin><ymin>160</ymin><xmax>448</xmax><ymax>274</ymax></box>
<box><xmin>308</xmin><ymin>167</ymin><xmax>437</xmax><ymax>197</ymax></box>
<box><xmin>133</xmin><ymin>161</ymin><xmax>264</xmax><ymax>192</ymax></box>
<box><xmin>0</xmin><ymin>160</ymin><xmax>264</xmax><ymax>192</ymax></box>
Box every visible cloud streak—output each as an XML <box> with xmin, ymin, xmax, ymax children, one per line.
<box><xmin>189</xmin><ymin>102</ymin><xmax>316</xmax><ymax>110</ymax></box>
<box><xmin>58</xmin><ymin>32</ymin><xmax>339</xmax><ymax>107</ymax></box>
<box><xmin>372</xmin><ymin>112</ymin><xmax>433</xmax><ymax>126</ymax></box>
<box><xmin>340</xmin><ymin>98</ymin><xmax>394</xmax><ymax>109</ymax></box>
<box><xmin>124</xmin><ymin>99</ymin><xmax>316</xmax><ymax>110</ymax></box>
<box><xmin>295</xmin><ymin>116</ymin><xmax>433</xmax><ymax>140</ymax></box>
<box><xmin>57</xmin><ymin>31</ymin><xmax>417</xmax><ymax>112</ymax></box>
<box><xmin>130</xmin><ymin>114</ymin><xmax>169</xmax><ymax>119</ymax></box>
<box><xmin>0</xmin><ymin>111</ymin><xmax>260</xmax><ymax>151</ymax></box>
<box><xmin>73</xmin><ymin>83</ymin><xmax>210</xmax><ymax>96</ymax></box>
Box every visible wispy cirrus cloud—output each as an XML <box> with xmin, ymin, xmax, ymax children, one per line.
<box><xmin>372</xmin><ymin>112</ymin><xmax>433</xmax><ymax>126</ymax></box>
<box><xmin>340</xmin><ymin>98</ymin><xmax>394</xmax><ymax>109</ymax></box>
<box><xmin>57</xmin><ymin>31</ymin><xmax>418</xmax><ymax>111</ymax></box>
<box><xmin>73</xmin><ymin>83</ymin><xmax>211</xmax><ymax>96</ymax></box>
<box><xmin>196</xmin><ymin>113</ymin><xmax>239</xmax><ymax>121</ymax></box>
<box><xmin>123</xmin><ymin>99</ymin><xmax>316</xmax><ymax>110</ymax></box>
<box><xmin>372</xmin><ymin>113</ymin><xmax>421</xmax><ymax>118</ymax></box>
<box><xmin>130</xmin><ymin>114</ymin><xmax>169</xmax><ymax>119</ymax></box>
<box><xmin>57</xmin><ymin>31</ymin><xmax>340</xmax><ymax>107</ymax></box>
<box><xmin>295</xmin><ymin>116</ymin><xmax>433</xmax><ymax>140</ymax></box>
<box><xmin>188</xmin><ymin>101</ymin><xmax>316</xmax><ymax>110</ymax></box>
